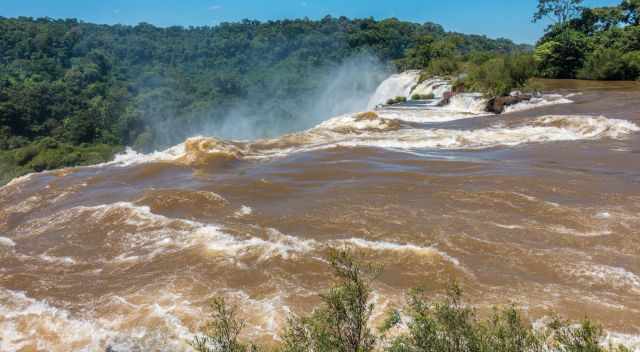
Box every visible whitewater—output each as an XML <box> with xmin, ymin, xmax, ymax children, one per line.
<box><xmin>1</xmin><ymin>74</ymin><xmax>640</xmax><ymax>351</ymax></box>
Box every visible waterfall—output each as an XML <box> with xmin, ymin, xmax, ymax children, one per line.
<box><xmin>410</xmin><ymin>77</ymin><xmax>452</xmax><ymax>99</ymax></box>
<box><xmin>447</xmin><ymin>93</ymin><xmax>488</xmax><ymax>114</ymax></box>
<box><xmin>367</xmin><ymin>70</ymin><xmax>421</xmax><ymax>109</ymax></box>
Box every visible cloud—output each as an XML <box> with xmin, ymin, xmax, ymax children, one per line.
<box><xmin>208</xmin><ymin>5</ymin><xmax>223</xmax><ymax>11</ymax></box>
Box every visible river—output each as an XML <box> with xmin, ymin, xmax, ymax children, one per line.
<box><xmin>1</xmin><ymin>78</ymin><xmax>639</xmax><ymax>351</ymax></box>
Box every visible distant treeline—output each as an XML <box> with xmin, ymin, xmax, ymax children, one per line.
<box><xmin>534</xmin><ymin>0</ymin><xmax>640</xmax><ymax>80</ymax></box>
<box><xmin>4</xmin><ymin>0</ymin><xmax>640</xmax><ymax>183</ymax></box>
<box><xmin>0</xmin><ymin>16</ymin><xmax>528</xmax><ymax>183</ymax></box>
<box><xmin>386</xmin><ymin>0</ymin><xmax>640</xmax><ymax>107</ymax></box>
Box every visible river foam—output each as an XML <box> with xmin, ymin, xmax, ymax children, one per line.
<box><xmin>91</xmin><ymin>113</ymin><xmax>639</xmax><ymax>171</ymax></box>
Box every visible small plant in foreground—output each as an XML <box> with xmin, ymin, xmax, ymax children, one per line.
<box><xmin>280</xmin><ymin>248</ymin><xmax>382</xmax><ymax>352</ymax></box>
<box><xmin>190</xmin><ymin>252</ymin><xmax>631</xmax><ymax>352</ymax></box>
<box><xmin>191</xmin><ymin>297</ymin><xmax>259</xmax><ymax>352</ymax></box>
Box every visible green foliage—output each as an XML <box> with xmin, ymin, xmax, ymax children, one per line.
<box><xmin>535</xmin><ymin>29</ymin><xmax>590</xmax><ymax>78</ymax></box>
<box><xmin>623</xmin><ymin>51</ymin><xmax>640</xmax><ymax>79</ymax></box>
<box><xmin>621</xmin><ymin>0</ymin><xmax>640</xmax><ymax>25</ymax></box>
<box><xmin>186</xmin><ymin>253</ymin><xmax>631</xmax><ymax>352</ymax></box>
<box><xmin>385</xmin><ymin>284</ymin><xmax>483</xmax><ymax>352</ymax></box>
<box><xmin>0</xmin><ymin>139</ymin><xmax>120</xmax><ymax>185</ymax></box>
<box><xmin>386</xmin><ymin>283</ymin><xmax>629</xmax><ymax>352</ymax></box>
<box><xmin>425</xmin><ymin>57</ymin><xmax>462</xmax><ymax>77</ymax></box>
<box><xmin>191</xmin><ymin>297</ymin><xmax>259</xmax><ymax>352</ymax></box>
<box><xmin>534</xmin><ymin>0</ymin><xmax>640</xmax><ymax>79</ymax></box>
<box><xmin>533</xmin><ymin>0</ymin><xmax>585</xmax><ymax>25</ymax></box>
<box><xmin>463</xmin><ymin>54</ymin><xmax>537</xmax><ymax>97</ymax></box>
<box><xmin>548</xmin><ymin>318</ymin><xmax>608</xmax><ymax>352</ymax></box>
<box><xmin>395</xmin><ymin>34</ymin><xmax>528</xmax><ymax>71</ymax></box>
<box><xmin>0</xmin><ymin>16</ymin><xmax>526</xmax><ymax>183</ymax></box>
<box><xmin>280</xmin><ymin>249</ymin><xmax>380</xmax><ymax>352</ymax></box>
<box><xmin>577</xmin><ymin>48</ymin><xmax>634</xmax><ymax>80</ymax></box>
<box><xmin>412</xmin><ymin>93</ymin><xmax>435</xmax><ymax>100</ymax></box>
<box><xmin>386</xmin><ymin>96</ymin><xmax>408</xmax><ymax>105</ymax></box>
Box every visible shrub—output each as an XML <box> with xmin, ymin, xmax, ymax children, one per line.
<box><xmin>578</xmin><ymin>48</ymin><xmax>631</xmax><ymax>80</ymax></box>
<box><xmin>386</xmin><ymin>96</ymin><xmax>407</xmax><ymax>105</ymax></box>
<box><xmin>0</xmin><ymin>141</ymin><xmax>121</xmax><ymax>185</ymax></box>
<box><xmin>463</xmin><ymin>54</ymin><xmax>537</xmax><ymax>97</ymax></box>
<box><xmin>426</xmin><ymin>57</ymin><xmax>462</xmax><ymax>77</ymax></box>
<box><xmin>280</xmin><ymin>249</ymin><xmax>381</xmax><ymax>352</ymax></box>
<box><xmin>191</xmin><ymin>297</ymin><xmax>259</xmax><ymax>352</ymax></box>
<box><xmin>384</xmin><ymin>283</ymin><xmax>627</xmax><ymax>352</ymax></box>
<box><xmin>412</xmin><ymin>93</ymin><xmax>435</xmax><ymax>100</ymax></box>
<box><xmin>187</xmin><ymin>253</ymin><xmax>631</xmax><ymax>352</ymax></box>
<box><xmin>623</xmin><ymin>51</ymin><xmax>640</xmax><ymax>80</ymax></box>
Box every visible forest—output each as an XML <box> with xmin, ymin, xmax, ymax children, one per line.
<box><xmin>0</xmin><ymin>16</ymin><xmax>526</xmax><ymax>183</ymax></box>
<box><xmin>0</xmin><ymin>0</ymin><xmax>639</xmax><ymax>184</ymax></box>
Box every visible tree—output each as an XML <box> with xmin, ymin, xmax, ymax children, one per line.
<box><xmin>533</xmin><ymin>0</ymin><xmax>585</xmax><ymax>26</ymax></box>
<box><xmin>534</xmin><ymin>29</ymin><xmax>589</xmax><ymax>78</ymax></box>
<box><xmin>621</xmin><ymin>0</ymin><xmax>640</xmax><ymax>25</ymax></box>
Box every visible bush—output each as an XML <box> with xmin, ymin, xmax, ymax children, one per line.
<box><xmin>425</xmin><ymin>57</ymin><xmax>462</xmax><ymax>77</ymax></box>
<box><xmin>578</xmin><ymin>48</ymin><xmax>631</xmax><ymax>80</ymax></box>
<box><xmin>386</xmin><ymin>96</ymin><xmax>408</xmax><ymax>105</ymax></box>
<box><xmin>191</xmin><ymin>297</ymin><xmax>259</xmax><ymax>352</ymax></box>
<box><xmin>623</xmin><ymin>51</ymin><xmax>640</xmax><ymax>80</ymax></box>
<box><xmin>463</xmin><ymin>54</ymin><xmax>537</xmax><ymax>97</ymax></box>
<box><xmin>412</xmin><ymin>93</ymin><xmax>435</xmax><ymax>100</ymax></box>
<box><xmin>280</xmin><ymin>249</ymin><xmax>380</xmax><ymax>352</ymax></box>
<box><xmin>0</xmin><ymin>141</ymin><xmax>121</xmax><ymax>185</ymax></box>
<box><xmin>188</xmin><ymin>252</ymin><xmax>631</xmax><ymax>352</ymax></box>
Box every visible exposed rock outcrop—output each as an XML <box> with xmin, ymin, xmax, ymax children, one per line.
<box><xmin>486</xmin><ymin>94</ymin><xmax>532</xmax><ymax>114</ymax></box>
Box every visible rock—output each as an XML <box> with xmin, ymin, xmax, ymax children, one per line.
<box><xmin>486</xmin><ymin>94</ymin><xmax>532</xmax><ymax>114</ymax></box>
<box><xmin>437</xmin><ymin>84</ymin><xmax>465</xmax><ymax>106</ymax></box>
<box><xmin>438</xmin><ymin>91</ymin><xmax>455</xmax><ymax>106</ymax></box>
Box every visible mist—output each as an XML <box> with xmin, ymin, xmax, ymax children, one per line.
<box><xmin>199</xmin><ymin>54</ymin><xmax>391</xmax><ymax>141</ymax></box>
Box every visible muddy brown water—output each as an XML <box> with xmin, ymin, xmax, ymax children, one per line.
<box><xmin>1</xmin><ymin>80</ymin><xmax>639</xmax><ymax>351</ymax></box>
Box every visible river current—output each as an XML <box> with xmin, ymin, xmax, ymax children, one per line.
<box><xmin>1</xmin><ymin>77</ymin><xmax>640</xmax><ymax>351</ymax></box>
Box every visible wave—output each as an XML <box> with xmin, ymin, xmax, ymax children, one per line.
<box><xmin>446</xmin><ymin>93</ymin><xmax>489</xmax><ymax>114</ymax></box>
<box><xmin>319</xmin><ymin>115</ymin><xmax>639</xmax><ymax>151</ymax></box>
<box><xmin>565</xmin><ymin>262</ymin><xmax>640</xmax><ymax>293</ymax></box>
<box><xmin>336</xmin><ymin>238</ymin><xmax>461</xmax><ymax>267</ymax></box>
<box><xmin>0</xmin><ymin>287</ymin><xmax>202</xmax><ymax>352</ymax></box>
<box><xmin>234</xmin><ymin>205</ymin><xmax>253</xmax><ymax>217</ymax></box>
<box><xmin>11</xmin><ymin>198</ymin><xmax>472</xmax><ymax>269</ymax></box>
<box><xmin>314</xmin><ymin>111</ymin><xmax>402</xmax><ymax>133</ymax></box>
<box><xmin>0</xmin><ymin>236</ymin><xmax>16</xmax><ymax>247</ymax></box>
<box><xmin>504</xmin><ymin>94</ymin><xmax>574</xmax><ymax>114</ymax></box>
<box><xmin>0</xmin><ymin>289</ymin><xmax>114</xmax><ymax>352</ymax></box>
<box><xmin>92</xmin><ymin>114</ymin><xmax>639</xmax><ymax>171</ymax></box>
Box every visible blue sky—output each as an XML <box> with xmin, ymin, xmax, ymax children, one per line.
<box><xmin>0</xmin><ymin>0</ymin><xmax>621</xmax><ymax>44</ymax></box>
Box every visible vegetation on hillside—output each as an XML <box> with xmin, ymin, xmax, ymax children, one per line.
<box><xmin>186</xmin><ymin>249</ymin><xmax>631</xmax><ymax>352</ymax></box>
<box><xmin>398</xmin><ymin>0</ymin><xmax>640</xmax><ymax>98</ymax></box>
<box><xmin>1</xmin><ymin>0</ymin><xmax>638</xmax><ymax>182</ymax></box>
<box><xmin>534</xmin><ymin>0</ymin><xmax>640</xmax><ymax>80</ymax></box>
<box><xmin>0</xmin><ymin>16</ymin><xmax>528</xmax><ymax>183</ymax></box>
